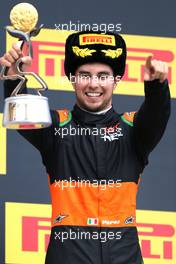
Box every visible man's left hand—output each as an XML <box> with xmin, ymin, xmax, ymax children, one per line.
<box><xmin>144</xmin><ymin>56</ymin><xmax>168</xmax><ymax>83</ymax></box>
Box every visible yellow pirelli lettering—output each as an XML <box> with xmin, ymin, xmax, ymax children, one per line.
<box><xmin>79</xmin><ymin>34</ymin><xmax>116</xmax><ymax>46</ymax></box>
<box><xmin>0</xmin><ymin>113</ymin><xmax>6</xmax><ymax>175</ymax></box>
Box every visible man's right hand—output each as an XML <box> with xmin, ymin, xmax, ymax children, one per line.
<box><xmin>0</xmin><ymin>42</ymin><xmax>32</xmax><ymax>76</ymax></box>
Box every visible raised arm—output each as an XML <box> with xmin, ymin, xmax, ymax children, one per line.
<box><xmin>0</xmin><ymin>43</ymin><xmax>58</xmax><ymax>153</ymax></box>
<box><xmin>134</xmin><ymin>56</ymin><xmax>171</xmax><ymax>164</ymax></box>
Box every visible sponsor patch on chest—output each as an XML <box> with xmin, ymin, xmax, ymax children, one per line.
<box><xmin>101</xmin><ymin>123</ymin><xmax>123</xmax><ymax>142</ymax></box>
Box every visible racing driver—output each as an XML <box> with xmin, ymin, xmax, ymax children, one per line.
<box><xmin>0</xmin><ymin>30</ymin><xmax>171</xmax><ymax>264</ymax></box>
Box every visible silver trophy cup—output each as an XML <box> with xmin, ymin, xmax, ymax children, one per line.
<box><xmin>1</xmin><ymin>4</ymin><xmax>52</xmax><ymax>129</ymax></box>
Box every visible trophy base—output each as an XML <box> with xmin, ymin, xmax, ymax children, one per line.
<box><xmin>3</xmin><ymin>94</ymin><xmax>52</xmax><ymax>129</ymax></box>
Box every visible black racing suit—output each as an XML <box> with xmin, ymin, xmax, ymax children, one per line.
<box><xmin>4</xmin><ymin>79</ymin><xmax>170</xmax><ymax>264</ymax></box>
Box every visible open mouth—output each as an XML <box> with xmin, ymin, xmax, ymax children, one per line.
<box><xmin>85</xmin><ymin>92</ymin><xmax>103</xmax><ymax>97</ymax></box>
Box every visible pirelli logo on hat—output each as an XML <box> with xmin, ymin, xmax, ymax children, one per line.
<box><xmin>79</xmin><ymin>34</ymin><xmax>116</xmax><ymax>46</ymax></box>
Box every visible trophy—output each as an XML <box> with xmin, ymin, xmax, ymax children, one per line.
<box><xmin>0</xmin><ymin>3</ymin><xmax>52</xmax><ymax>129</ymax></box>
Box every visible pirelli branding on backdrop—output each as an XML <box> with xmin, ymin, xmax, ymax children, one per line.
<box><xmin>6</xmin><ymin>29</ymin><xmax>176</xmax><ymax>98</ymax></box>
<box><xmin>5</xmin><ymin>202</ymin><xmax>176</xmax><ymax>264</ymax></box>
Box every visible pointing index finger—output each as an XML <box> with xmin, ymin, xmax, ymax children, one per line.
<box><xmin>146</xmin><ymin>56</ymin><xmax>155</xmax><ymax>74</ymax></box>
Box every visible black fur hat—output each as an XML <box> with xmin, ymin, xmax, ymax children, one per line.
<box><xmin>64</xmin><ymin>30</ymin><xmax>126</xmax><ymax>79</ymax></box>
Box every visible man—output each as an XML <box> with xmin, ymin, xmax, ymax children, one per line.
<box><xmin>0</xmin><ymin>30</ymin><xmax>170</xmax><ymax>264</ymax></box>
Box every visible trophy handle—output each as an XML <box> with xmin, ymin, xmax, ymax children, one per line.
<box><xmin>0</xmin><ymin>64</ymin><xmax>23</xmax><ymax>81</ymax></box>
<box><xmin>0</xmin><ymin>58</ymin><xmax>48</xmax><ymax>97</ymax></box>
<box><xmin>13</xmin><ymin>57</ymin><xmax>48</xmax><ymax>96</ymax></box>
<box><xmin>0</xmin><ymin>24</ymin><xmax>48</xmax><ymax>96</ymax></box>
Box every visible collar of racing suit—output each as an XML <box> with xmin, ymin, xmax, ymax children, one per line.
<box><xmin>72</xmin><ymin>104</ymin><xmax>120</xmax><ymax>126</ymax></box>
<box><xmin>77</xmin><ymin>105</ymin><xmax>112</xmax><ymax>115</ymax></box>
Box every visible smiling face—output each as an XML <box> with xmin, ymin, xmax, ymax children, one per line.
<box><xmin>71</xmin><ymin>63</ymin><xmax>119</xmax><ymax>112</ymax></box>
